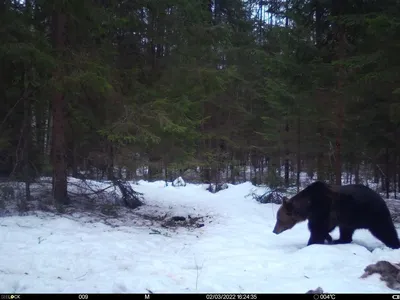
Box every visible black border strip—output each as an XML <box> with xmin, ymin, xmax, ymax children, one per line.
<box><xmin>1</xmin><ymin>293</ymin><xmax>398</xmax><ymax>299</ymax></box>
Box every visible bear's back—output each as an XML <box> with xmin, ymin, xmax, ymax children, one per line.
<box><xmin>336</xmin><ymin>184</ymin><xmax>391</xmax><ymax>228</ymax></box>
<box><xmin>339</xmin><ymin>184</ymin><xmax>385</xmax><ymax>206</ymax></box>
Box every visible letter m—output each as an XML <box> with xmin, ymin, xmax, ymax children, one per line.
<box><xmin>145</xmin><ymin>295</ymin><xmax>151</xmax><ymax>299</ymax></box>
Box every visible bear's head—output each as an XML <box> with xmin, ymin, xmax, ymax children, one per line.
<box><xmin>272</xmin><ymin>196</ymin><xmax>309</xmax><ymax>234</ymax></box>
<box><xmin>272</xmin><ymin>181</ymin><xmax>334</xmax><ymax>235</ymax></box>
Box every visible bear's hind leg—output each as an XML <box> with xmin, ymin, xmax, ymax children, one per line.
<box><xmin>369</xmin><ymin>221</ymin><xmax>400</xmax><ymax>249</ymax></box>
<box><xmin>332</xmin><ymin>227</ymin><xmax>355</xmax><ymax>244</ymax></box>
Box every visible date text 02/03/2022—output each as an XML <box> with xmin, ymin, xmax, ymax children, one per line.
<box><xmin>205</xmin><ymin>294</ymin><xmax>257</xmax><ymax>300</ymax></box>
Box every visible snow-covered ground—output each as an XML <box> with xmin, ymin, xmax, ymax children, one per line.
<box><xmin>1</xmin><ymin>180</ymin><xmax>399</xmax><ymax>293</ymax></box>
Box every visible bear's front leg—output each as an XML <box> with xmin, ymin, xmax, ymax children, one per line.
<box><xmin>307</xmin><ymin>219</ymin><xmax>330</xmax><ymax>246</ymax></box>
<box><xmin>307</xmin><ymin>232</ymin><xmax>326</xmax><ymax>246</ymax></box>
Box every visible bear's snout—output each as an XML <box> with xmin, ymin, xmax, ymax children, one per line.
<box><xmin>272</xmin><ymin>224</ymin><xmax>283</xmax><ymax>234</ymax></box>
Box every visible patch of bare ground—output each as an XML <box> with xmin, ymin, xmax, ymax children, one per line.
<box><xmin>0</xmin><ymin>179</ymin><xmax>212</xmax><ymax>234</ymax></box>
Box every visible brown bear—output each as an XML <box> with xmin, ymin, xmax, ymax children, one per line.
<box><xmin>272</xmin><ymin>181</ymin><xmax>400</xmax><ymax>249</ymax></box>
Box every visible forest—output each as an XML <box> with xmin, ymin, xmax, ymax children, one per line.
<box><xmin>1</xmin><ymin>0</ymin><xmax>400</xmax><ymax>206</ymax></box>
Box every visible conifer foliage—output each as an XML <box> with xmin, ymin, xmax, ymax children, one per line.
<box><xmin>1</xmin><ymin>0</ymin><xmax>400</xmax><ymax>203</ymax></box>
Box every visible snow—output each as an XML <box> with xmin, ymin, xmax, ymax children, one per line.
<box><xmin>1</xmin><ymin>180</ymin><xmax>400</xmax><ymax>293</ymax></box>
<box><xmin>172</xmin><ymin>176</ymin><xmax>186</xmax><ymax>187</ymax></box>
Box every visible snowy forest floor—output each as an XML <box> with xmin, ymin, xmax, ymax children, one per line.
<box><xmin>1</xmin><ymin>179</ymin><xmax>400</xmax><ymax>293</ymax></box>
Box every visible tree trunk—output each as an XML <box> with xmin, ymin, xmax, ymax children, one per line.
<box><xmin>315</xmin><ymin>0</ymin><xmax>322</xmax><ymax>44</ymax></box>
<box><xmin>242</xmin><ymin>154</ymin><xmax>247</xmax><ymax>181</ymax></box>
<box><xmin>201</xmin><ymin>166</ymin><xmax>211</xmax><ymax>184</ymax></box>
<box><xmin>148</xmin><ymin>152</ymin><xmax>163</xmax><ymax>181</ymax></box>
<box><xmin>71</xmin><ymin>143</ymin><xmax>78</xmax><ymax>178</ymax></box>
<box><xmin>393</xmin><ymin>159</ymin><xmax>397</xmax><ymax>199</ymax></box>
<box><xmin>296</xmin><ymin>117</ymin><xmax>301</xmax><ymax>192</ymax></box>
<box><xmin>164</xmin><ymin>161</ymin><xmax>168</xmax><ymax>185</ymax></box>
<box><xmin>284</xmin><ymin>121</ymin><xmax>290</xmax><ymax>187</ymax></box>
<box><xmin>249</xmin><ymin>154</ymin><xmax>253</xmax><ymax>182</ymax></box>
<box><xmin>381</xmin><ymin>173</ymin><xmax>385</xmax><ymax>192</ymax></box>
<box><xmin>229</xmin><ymin>164</ymin><xmax>235</xmax><ymax>184</ymax></box>
<box><xmin>354</xmin><ymin>163</ymin><xmax>360</xmax><ymax>184</ymax></box>
<box><xmin>126</xmin><ymin>169</ymin><xmax>132</xmax><ymax>181</ymax></box>
<box><xmin>21</xmin><ymin>69</ymin><xmax>33</xmax><ymax>207</ymax></box>
<box><xmin>51</xmin><ymin>10</ymin><xmax>69</xmax><ymax>204</ymax></box>
<box><xmin>332</xmin><ymin>0</ymin><xmax>346</xmax><ymax>186</ymax></box>
<box><xmin>374</xmin><ymin>164</ymin><xmax>379</xmax><ymax>184</ymax></box>
<box><xmin>317</xmin><ymin>125</ymin><xmax>325</xmax><ymax>181</ymax></box>
<box><xmin>334</xmin><ymin>54</ymin><xmax>344</xmax><ymax>185</ymax></box>
<box><xmin>386</xmin><ymin>148</ymin><xmax>390</xmax><ymax>199</ymax></box>
<box><xmin>45</xmin><ymin>102</ymin><xmax>52</xmax><ymax>157</ymax></box>
<box><xmin>106</xmin><ymin>143</ymin><xmax>114</xmax><ymax>180</ymax></box>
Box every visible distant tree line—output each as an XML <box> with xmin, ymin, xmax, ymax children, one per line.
<box><xmin>1</xmin><ymin>0</ymin><xmax>400</xmax><ymax>205</ymax></box>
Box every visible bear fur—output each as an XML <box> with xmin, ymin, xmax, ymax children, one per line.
<box><xmin>272</xmin><ymin>181</ymin><xmax>400</xmax><ymax>249</ymax></box>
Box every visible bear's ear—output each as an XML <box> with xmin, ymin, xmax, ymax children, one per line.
<box><xmin>282</xmin><ymin>196</ymin><xmax>293</xmax><ymax>207</ymax></box>
<box><xmin>283</xmin><ymin>197</ymin><xmax>293</xmax><ymax>214</ymax></box>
